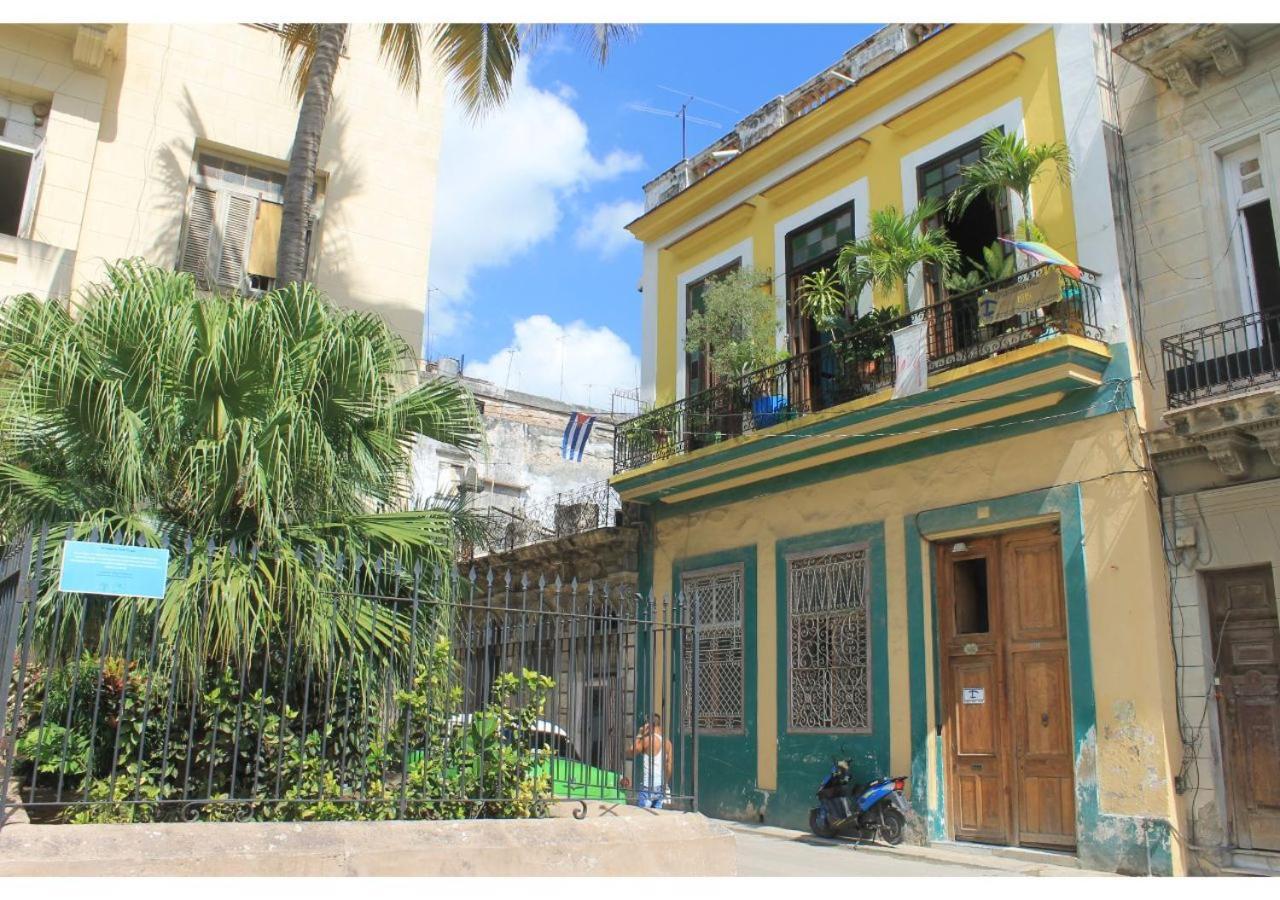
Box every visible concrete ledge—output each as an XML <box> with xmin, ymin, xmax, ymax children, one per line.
<box><xmin>0</xmin><ymin>811</ymin><xmax>736</xmax><ymax>876</ymax></box>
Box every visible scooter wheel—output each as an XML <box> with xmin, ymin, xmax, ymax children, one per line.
<box><xmin>878</xmin><ymin>807</ymin><xmax>906</xmax><ymax>845</ymax></box>
<box><xmin>809</xmin><ymin>807</ymin><xmax>838</xmax><ymax>839</ymax></box>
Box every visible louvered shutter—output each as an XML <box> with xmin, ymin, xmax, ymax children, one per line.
<box><xmin>179</xmin><ymin>186</ymin><xmax>218</xmax><ymax>287</ymax></box>
<box><xmin>216</xmin><ymin>193</ymin><xmax>255</xmax><ymax>291</ymax></box>
<box><xmin>17</xmin><ymin>140</ymin><xmax>44</xmax><ymax>239</ymax></box>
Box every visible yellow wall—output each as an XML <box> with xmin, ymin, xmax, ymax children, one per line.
<box><xmin>649</xmin><ymin>411</ymin><xmax>1182</xmax><ymax>844</ymax></box>
<box><xmin>647</xmin><ymin>26</ymin><xmax>1077</xmax><ymax>405</ymax></box>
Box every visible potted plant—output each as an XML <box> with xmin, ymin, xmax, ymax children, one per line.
<box><xmin>684</xmin><ymin>266</ymin><xmax>789</xmax><ymax>429</ymax></box>
<box><xmin>947</xmin><ymin>128</ymin><xmax>1073</xmax><ymax>244</ymax></box>
<box><xmin>801</xmin><ymin>200</ymin><xmax>957</xmax><ymax>383</ymax></box>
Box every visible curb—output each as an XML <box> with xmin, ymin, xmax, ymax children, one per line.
<box><xmin>720</xmin><ymin>820</ymin><xmax>1112</xmax><ymax>877</ymax></box>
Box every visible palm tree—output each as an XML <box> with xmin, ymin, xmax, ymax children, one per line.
<box><xmin>947</xmin><ymin>129</ymin><xmax>1074</xmax><ymax>241</ymax></box>
<box><xmin>833</xmin><ymin>199</ymin><xmax>960</xmax><ymax>311</ymax></box>
<box><xmin>0</xmin><ymin>261</ymin><xmax>483</xmax><ymax>676</ymax></box>
<box><xmin>273</xmin><ymin>24</ymin><xmax>632</xmax><ymax>285</ymax></box>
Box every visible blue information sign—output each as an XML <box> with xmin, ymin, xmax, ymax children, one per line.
<box><xmin>58</xmin><ymin>540</ymin><xmax>170</xmax><ymax>599</ymax></box>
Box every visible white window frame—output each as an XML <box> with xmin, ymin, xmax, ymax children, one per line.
<box><xmin>0</xmin><ymin>128</ymin><xmax>46</xmax><ymax>242</ymax></box>
<box><xmin>675</xmin><ymin>240</ymin><xmax>752</xmax><ymax>400</ymax></box>
<box><xmin>1221</xmin><ymin>139</ymin><xmax>1279</xmax><ymax>333</ymax></box>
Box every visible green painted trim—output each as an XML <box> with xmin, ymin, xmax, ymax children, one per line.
<box><xmin>619</xmin><ymin>342</ymin><xmax>1115</xmax><ymax>496</ymax></box>
<box><xmin>672</xmin><ymin>544</ymin><xmax>762</xmax><ymax>821</ymax></box>
<box><xmin>646</xmin><ymin>376</ymin><xmax>1103</xmax><ymax>504</ymax></box>
<box><xmin>904</xmin><ymin>518</ymin><xmax>928</xmax><ymax>818</ymax></box>
<box><xmin>769</xmin><ymin>521</ymin><xmax>890</xmax><ymax>829</ymax></box>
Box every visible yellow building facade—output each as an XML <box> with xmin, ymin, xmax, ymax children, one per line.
<box><xmin>0</xmin><ymin>24</ymin><xmax>444</xmax><ymax>352</ymax></box>
<box><xmin>616</xmin><ymin>24</ymin><xmax>1187</xmax><ymax>874</ymax></box>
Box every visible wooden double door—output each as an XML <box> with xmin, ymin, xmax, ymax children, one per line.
<box><xmin>1207</xmin><ymin>567</ymin><xmax>1280</xmax><ymax>852</ymax></box>
<box><xmin>937</xmin><ymin>526</ymin><xmax>1077</xmax><ymax>850</ymax></box>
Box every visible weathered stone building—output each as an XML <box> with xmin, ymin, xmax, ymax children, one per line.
<box><xmin>1113</xmin><ymin>23</ymin><xmax>1280</xmax><ymax>874</ymax></box>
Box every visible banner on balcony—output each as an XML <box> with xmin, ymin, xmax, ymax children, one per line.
<box><xmin>561</xmin><ymin>412</ymin><xmax>597</xmax><ymax>462</ymax></box>
<box><xmin>977</xmin><ymin>267</ymin><xmax>1060</xmax><ymax>326</ymax></box>
<box><xmin>892</xmin><ymin>321</ymin><xmax>929</xmax><ymax>399</ymax></box>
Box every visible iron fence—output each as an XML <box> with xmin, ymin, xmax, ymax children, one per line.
<box><xmin>1</xmin><ymin>528</ymin><xmax>696</xmax><ymax>826</ymax></box>
<box><xmin>1161</xmin><ymin>307</ymin><xmax>1280</xmax><ymax>408</ymax></box>
<box><xmin>474</xmin><ymin>482</ymin><xmax>623</xmax><ymax>555</ymax></box>
<box><xmin>614</xmin><ymin>264</ymin><xmax>1102</xmax><ymax>472</ymax></box>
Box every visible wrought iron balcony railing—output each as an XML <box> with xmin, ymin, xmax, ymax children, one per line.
<box><xmin>1120</xmin><ymin>24</ymin><xmax>1159</xmax><ymax>42</ymax></box>
<box><xmin>613</xmin><ymin>264</ymin><xmax>1102</xmax><ymax>474</ymax></box>
<box><xmin>1161</xmin><ymin>308</ymin><xmax>1280</xmax><ymax>408</ymax></box>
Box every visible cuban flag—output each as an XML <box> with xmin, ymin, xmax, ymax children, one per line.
<box><xmin>561</xmin><ymin>412</ymin><xmax>597</xmax><ymax>462</ymax></box>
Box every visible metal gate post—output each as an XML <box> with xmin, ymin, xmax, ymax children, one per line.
<box><xmin>0</xmin><ymin>530</ymin><xmax>34</xmax><ymax>743</ymax></box>
<box><xmin>690</xmin><ymin>587</ymin><xmax>700</xmax><ymax>813</ymax></box>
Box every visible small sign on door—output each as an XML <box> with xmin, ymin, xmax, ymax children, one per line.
<box><xmin>961</xmin><ymin>687</ymin><xmax>985</xmax><ymax>705</ymax></box>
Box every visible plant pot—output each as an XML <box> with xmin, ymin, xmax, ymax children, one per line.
<box><xmin>751</xmin><ymin>394</ymin><xmax>788</xmax><ymax>429</ymax></box>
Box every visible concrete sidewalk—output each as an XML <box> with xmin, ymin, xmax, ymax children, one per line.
<box><xmin>721</xmin><ymin>820</ymin><xmax>1115</xmax><ymax>877</ymax></box>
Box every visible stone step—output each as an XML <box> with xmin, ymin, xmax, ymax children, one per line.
<box><xmin>1231</xmin><ymin>849</ymin><xmax>1280</xmax><ymax>875</ymax></box>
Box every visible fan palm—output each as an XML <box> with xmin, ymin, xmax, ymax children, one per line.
<box><xmin>0</xmin><ymin>261</ymin><xmax>483</xmax><ymax>677</ymax></box>
<box><xmin>946</xmin><ymin>129</ymin><xmax>1073</xmax><ymax>241</ymax></box>
<box><xmin>273</xmin><ymin>24</ymin><xmax>634</xmax><ymax>285</ymax></box>
<box><xmin>833</xmin><ymin>199</ymin><xmax>960</xmax><ymax>311</ymax></box>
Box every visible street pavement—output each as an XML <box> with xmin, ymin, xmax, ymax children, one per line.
<box><xmin>724</xmin><ymin>822</ymin><xmax>1110</xmax><ymax>877</ymax></box>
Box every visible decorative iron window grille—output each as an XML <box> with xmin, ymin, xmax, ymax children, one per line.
<box><xmin>786</xmin><ymin>544</ymin><xmax>871</xmax><ymax>733</ymax></box>
<box><xmin>681</xmin><ymin>565</ymin><xmax>745</xmax><ymax>734</ymax></box>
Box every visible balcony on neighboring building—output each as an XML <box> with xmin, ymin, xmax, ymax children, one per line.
<box><xmin>1113</xmin><ymin>24</ymin><xmax>1278</xmax><ymax>96</ymax></box>
<box><xmin>613</xmin><ymin>264</ymin><xmax>1104</xmax><ymax>478</ymax></box>
<box><xmin>1162</xmin><ymin>308</ymin><xmax>1280</xmax><ymax>409</ymax></box>
<box><xmin>1152</xmin><ymin>309</ymin><xmax>1280</xmax><ymax>485</ymax></box>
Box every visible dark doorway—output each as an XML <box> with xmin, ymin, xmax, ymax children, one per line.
<box><xmin>918</xmin><ymin>135</ymin><xmax>1013</xmax><ymax>360</ymax></box>
<box><xmin>784</xmin><ymin>204</ymin><xmax>855</xmax><ymax>411</ymax></box>
<box><xmin>1243</xmin><ymin>200</ymin><xmax>1280</xmax><ymax>320</ymax></box>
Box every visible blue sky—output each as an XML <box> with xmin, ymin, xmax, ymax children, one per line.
<box><xmin>429</xmin><ymin>24</ymin><xmax>881</xmax><ymax>408</ymax></box>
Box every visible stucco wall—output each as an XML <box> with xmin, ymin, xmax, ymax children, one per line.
<box><xmin>644</xmin><ymin>410</ymin><xmax>1183</xmax><ymax>873</ymax></box>
<box><xmin>0</xmin><ymin>24</ymin><xmax>443</xmax><ymax>351</ymax></box>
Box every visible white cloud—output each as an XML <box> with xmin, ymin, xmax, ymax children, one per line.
<box><xmin>466</xmin><ymin>315</ymin><xmax>639</xmax><ymax>410</ymax></box>
<box><xmin>574</xmin><ymin>199</ymin><xmax>644</xmax><ymax>259</ymax></box>
<box><xmin>428</xmin><ymin>62</ymin><xmax>643</xmax><ymax>337</ymax></box>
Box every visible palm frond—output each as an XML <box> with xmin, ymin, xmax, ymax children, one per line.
<box><xmin>431</xmin><ymin>23</ymin><xmax>521</xmax><ymax>122</ymax></box>
<box><xmin>375</xmin><ymin>24</ymin><xmax>426</xmax><ymax>97</ymax></box>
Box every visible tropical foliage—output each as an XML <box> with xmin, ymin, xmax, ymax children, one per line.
<box><xmin>947</xmin><ymin>128</ymin><xmax>1074</xmax><ymax>240</ymax></box>
<box><xmin>944</xmin><ymin>240</ymin><xmax>1017</xmax><ymax>294</ymax></box>
<box><xmin>683</xmin><ymin>266</ymin><xmax>784</xmax><ymax>381</ymax></box>
<box><xmin>9</xmin><ymin>643</ymin><xmax>556</xmax><ymax>824</ymax></box>
<box><xmin>272</xmin><ymin>24</ymin><xmax>635</xmax><ymax>284</ymax></box>
<box><xmin>799</xmin><ymin>200</ymin><xmax>958</xmax><ymax>318</ymax></box>
<box><xmin>0</xmin><ymin>261</ymin><xmax>482</xmax><ymax>675</ymax></box>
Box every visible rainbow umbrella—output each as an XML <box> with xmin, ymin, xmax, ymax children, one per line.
<box><xmin>998</xmin><ymin>237</ymin><xmax>1082</xmax><ymax>280</ymax></box>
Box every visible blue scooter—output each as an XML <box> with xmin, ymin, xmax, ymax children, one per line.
<box><xmin>808</xmin><ymin>760</ymin><xmax>909</xmax><ymax>844</ymax></box>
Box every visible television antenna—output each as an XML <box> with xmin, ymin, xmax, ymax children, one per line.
<box><xmin>629</xmin><ymin>92</ymin><xmax>730</xmax><ymax>161</ymax></box>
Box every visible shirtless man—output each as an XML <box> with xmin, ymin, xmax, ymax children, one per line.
<box><xmin>625</xmin><ymin>713</ymin><xmax>673</xmax><ymax>809</ymax></box>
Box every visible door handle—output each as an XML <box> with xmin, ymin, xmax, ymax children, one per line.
<box><xmin>1041</xmin><ymin>713</ymin><xmax>1050</xmax><ymax>727</ymax></box>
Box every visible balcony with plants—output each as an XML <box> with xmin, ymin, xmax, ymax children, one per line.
<box><xmin>614</xmin><ymin>129</ymin><xmax>1111</xmax><ymax>482</ymax></box>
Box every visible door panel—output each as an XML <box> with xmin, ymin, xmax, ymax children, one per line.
<box><xmin>1209</xmin><ymin>567</ymin><xmax>1280</xmax><ymax>852</ymax></box>
<box><xmin>1003</xmin><ymin>532</ymin><xmax>1067</xmax><ymax>641</ymax></box>
<box><xmin>1011</xmin><ymin>649</ymin><xmax>1076</xmax><ymax>847</ymax></box>
<box><xmin>950</xmin><ymin>656</ymin><xmax>1007</xmax><ymax>841</ymax></box>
